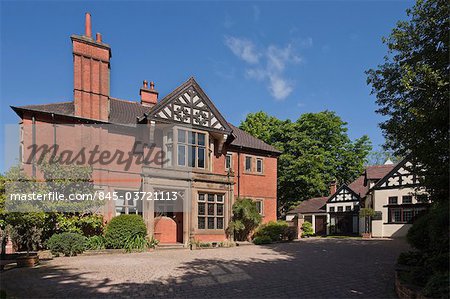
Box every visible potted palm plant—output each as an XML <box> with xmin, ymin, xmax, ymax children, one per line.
<box><xmin>7</xmin><ymin>213</ymin><xmax>44</xmax><ymax>267</ymax></box>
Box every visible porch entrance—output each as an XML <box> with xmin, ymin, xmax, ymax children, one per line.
<box><xmin>330</xmin><ymin>213</ymin><xmax>358</xmax><ymax>235</ymax></box>
<box><xmin>154</xmin><ymin>198</ymin><xmax>184</xmax><ymax>244</ymax></box>
<box><xmin>314</xmin><ymin>215</ymin><xmax>327</xmax><ymax>235</ymax></box>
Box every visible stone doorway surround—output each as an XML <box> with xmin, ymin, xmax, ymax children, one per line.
<box><xmin>142</xmin><ymin>167</ymin><xmax>234</xmax><ymax>247</ymax></box>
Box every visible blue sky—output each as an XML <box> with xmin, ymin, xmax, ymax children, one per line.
<box><xmin>0</xmin><ymin>1</ymin><xmax>413</xmax><ymax>172</ymax></box>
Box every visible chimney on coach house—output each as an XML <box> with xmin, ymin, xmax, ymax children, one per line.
<box><xmin>140</xmin><ymin>80</ymin><xmax>159</xmax><ymax>107</ymax></box>
<box><xmin>329</xmin><ymin>180</ymin><xmax>337</xmax><ymax>196</ymax></box>
<box><xmin>72</xmin><ymin>13</ymin><xmax>111</xmax><ymax>121</ymax></box>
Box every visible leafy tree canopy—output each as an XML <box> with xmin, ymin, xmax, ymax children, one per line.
<box><xmin>240</xmin><ymin>110</ymin><xmax>372</xmax><ymax>213</ymax></box>
<box><xmin>366</xmin><ymin>0</ymin><xmax>449</xmax><ymax>201</ymax></box>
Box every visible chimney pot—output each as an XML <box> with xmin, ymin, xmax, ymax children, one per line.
<box><xmin>140</xmin><ymin>81</ymin><xmax>158</xmax><ymax>107</ymax></box>
<box><xmin>96</xmin><ymin>32</ymin><xmax>102</xmax><ymax>42</ymax></box>
<box><xmin>329</xmin><ymin>180</ymin><xmax>337</xmax><ymax>196</ymax></box>
<box><xmin>85</xmin><ymin>13</ymin><xmax>92</xmax><ymax>38</ymax></box>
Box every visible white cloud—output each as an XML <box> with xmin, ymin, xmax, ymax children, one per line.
<box><xmin>267</xmin><ymin>44</ymin><xmax>301</xmax><ymax>72</ymax></box>
<box><xmin>224</xmin><ymin>36</ymin><xmax>260</xmax><ymax>64</ymax></box>
<box><xmin>268</xmin><ymin>74</ymin><xmax>293</xmax><ymax>100</ymax></box>
<box><xmin>225</xmin><ymin>36</ymin><xmax>302</xmax><ymax>100</ymax></box>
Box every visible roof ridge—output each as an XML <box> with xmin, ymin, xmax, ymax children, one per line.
<box><xmin>20</xmin><ymin>101</ymin><xmax>73</xmax><ymax>108</ymax></box>
<box><xmin>110</xmin><ymin>97</ymin><xmax>140</xmax><ymax>104</ymax></box>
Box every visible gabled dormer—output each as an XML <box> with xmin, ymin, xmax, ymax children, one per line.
<box><xmin>327</xmin><ymin>185</ymin><xmax>361</xmax><ymax>203</ymax></box>
<box><xmin>150</xmin><ymin>77</ymin><xmax>232</xmax><ymax>135</ymax></box>
<box><xmin>146</xmin><ymin>78</ymin><xmax>234</xmax><ymax>171</ymax></box>
<box><xmin>372</xmin><ymin>158</ymin><xmax>422</xmax><ymax>190</ymax></box>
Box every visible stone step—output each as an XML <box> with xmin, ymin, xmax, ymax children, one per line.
<box><xmin>156</xmin><ymin>243</ymin><xmax>186</xmax><ymax>250</ymax></box>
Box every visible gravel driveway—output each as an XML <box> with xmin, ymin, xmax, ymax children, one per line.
<box><xmin>0</xmin><ymin>238</ymin><xmax>409</xmax><ymax>298</ymax></box>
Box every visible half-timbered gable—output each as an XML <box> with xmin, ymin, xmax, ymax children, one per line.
<box><xmin>327</xmin><ymin>185</ymin><xmax>360</xmax><ymax>203</ymax></box>
<box><xmin>150</xmin><ymin>77</ymin><xmax>232</xmax><ymax>134</ymax></box>
<box><xmin>372</xmin><ymin>159</ymin><xmax>422</xmax><ymax>190</ymax></box>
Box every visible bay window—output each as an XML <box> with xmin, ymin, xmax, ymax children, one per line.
<box><xmin>164</xmin><ymin>127</ymin><xmax>208</xmax><ymax>169</ymax></box>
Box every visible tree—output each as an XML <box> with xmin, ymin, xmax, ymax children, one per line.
<box><xmin>366</xmin><ymin>1</ymin><xmax>449</xmax><ymax>295</ymax></box>
<box><xmin>227</xmin><ymin>198</ymin><xmax>262</xmax><ymax>241</ymax></box>
<box><xmin>366</xmin><ymin>0</ymin><xmax>449</xmax><ymax>201</ymax></box>
<box><xmin>359</xmin><ymin>208</ymin><xmax>376</xmax><ymax>234</ymax></box>
<box><xmin>366</xmin><ymin>149</ymin><xmax>402</xmax><ymax>166</ymax></box>
<box><xmin>240</xmin><ymin>111</ymin><xmax>372</xmax><ymax>214</ymax></box>
<box><xmin>0</xmin><ymin>161</ymin><xmax>102</xmax><ymax>255</ymax></box>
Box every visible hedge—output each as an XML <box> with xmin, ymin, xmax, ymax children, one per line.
<box><xmin>46</xmin><ymin>232</ymin><xmax>86</xmax><ymax>256</ymax></box>
<box><xmin>104</xmin><ymin>215</ymin><xmax>147</xmax><ymax>249</ymax></box>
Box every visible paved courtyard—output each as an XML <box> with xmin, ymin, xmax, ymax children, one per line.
<box><xmin>1</xmin><ymin>238</ymin><xmax>408</xmax><ymax>298</ymax></box>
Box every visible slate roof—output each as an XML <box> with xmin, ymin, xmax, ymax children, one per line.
<box><xmin>348</xmin><ymin>175</ymin><xmax>368</xmax><ymax>198</ymax></box>
<box><xmin>18</xmin><ymin>101</ymin><xmax>74</xmax><ymax>115</ymax></box>
<box><xmin>109</xmin><ymin>98</ymin><xmax>152</xmax><ymax>124</ymax></box>
<box><xmin>11</xmin><ymin>99</ymin><xmax>281</xmax><ymax>155</ymax></box>
<box><xmin>228</xmin><ymin>123</ymin><xmax>281</xmax><ymax>155</ymax></box>
<box><xmin>288</xmin><ymin>197</ymin><xmax>328</xmax><ymax>215</ymax></box>
<box><xmin>365</xmin><ymin>164</ymin><xmax>395</xmax><ymax>180</ymax></box>
<box><xmin>347</xmin><ymin>164</ymin><xmax>395</xmax><ymax>198</ymax></box>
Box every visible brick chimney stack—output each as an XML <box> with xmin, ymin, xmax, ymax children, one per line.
<box><xmin>85</xmin><ymin>13</ymin><xmax>92</xmax><ymax>38</ymax></box>
<box><xmin>140</xmin><ymin>80</ymin><xmax>158</xmax><ymax>107</ymax></box>
<box><xmin>329</xmin><ymin>180</ymin><xmax>337</xmax><ymax>196</ymax></box>
<box><xmin>71</xmin><ymin>13</ymin><xmax>111</xmax><ymax>121</ymax></box>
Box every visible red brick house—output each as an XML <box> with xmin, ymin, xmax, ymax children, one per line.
<box><xmin>10</xmin><ymin>13</ymin><xmax>280</xmax><ymax>246</ymax></box>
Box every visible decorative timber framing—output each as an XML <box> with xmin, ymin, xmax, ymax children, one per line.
<box><xmin>327</xmin><ymin>185</ymin><xmax>361</xmax><ymax>203</ymax></box>
<box><xmin>372</xmin><ymin>157</ymin><xmax>422</xmax><ymax>190</ymax></box>
<box><xmin>149</xmin><ymin>77</ymin><xmax>233</xmax><ymax>135</ymax></box>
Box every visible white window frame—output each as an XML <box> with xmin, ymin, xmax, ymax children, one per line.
<box><xmin>225</xmin><ymin>153</ymin><xmax>233</xmax><ymax>171</ymax></box>
<box><xmin>256</xmin><ymin>158</ymin><xmax>264</xmax><ymax>174</ymax></box>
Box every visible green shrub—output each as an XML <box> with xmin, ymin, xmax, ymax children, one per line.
<box><xmin>254</xmin><ymin>221</ymin><xmax>290</xmax><ymax>242</ymax></box>
<box><xmin>123</xmin><ymin>234</ymin><xmax>158</xmax><ymax>252</ymax></box>
<box><xmin>85</xmin><ymin>235</ymin><xmax>106</xmax><ymax>250</ymax></box>
<box><xmin>46</xmin><ymin>232</ymin><xmax>86</xmax><ymax>256</ymax></box>
<box><xmin>398</xmin><ymin>201</ymin><xmax>449</xmax><ymax>297</ymax></box>
<box><xmin>285</xmin><ymin>226</ymin><xmax>297</xmax><ymax>241</ymax></box>
<box><xmin>56</xmin><ymin>214</ymin><xmax>104</xmax><ymax>237</ymax></box>
<box><xmin>301</xmin><ymin>221</ymin><xmax>314</xmax><ymax>238</ymax></box>
<box><xmin>253</xmin><ymin>236</ymin><xmax>272</xmax><ymax>245</ymax></box>
<box><xmin>422</xmin><ymin>272</ymin><xmax>450</xmax><ymax>298</ymax></box>
<box><xmin>104</xmin><ymin>215</ymin><xmax>147</xmax><ymax>249</ymax></box>
<box><xmin>78</xmin><ymin>214</ymin><xmax>104</xmax><ymax>236</ymax></box>
<box><xmin>397</xmin><ymin>251</ymin><xmax>424</xmax><ymax>266</ymax></box>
